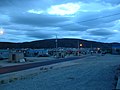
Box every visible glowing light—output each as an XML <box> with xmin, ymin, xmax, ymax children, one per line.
<box><xmin>0</xmin><ymin>28</ymin><xmax>4</xmax><ymax>35</ymax></box>
<box><xmin>97</xmin><ymin>48</ymin><xmax>100</xmax><ymax>50</ymax></box>
<box><xmin>80</xmin><ymin>44</ymin><xmax>83</xmax><ymax>47</ymax></box>
<box><xmin>48</xmin><ymin>3</ymin><xmax>80</xmax><ymax>15</ymax></box>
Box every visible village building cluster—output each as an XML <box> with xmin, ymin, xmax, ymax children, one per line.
<box><xmin>0</xmin><ymin>44</ymin><xmax>119</xmax><ymax>63</ymax></box>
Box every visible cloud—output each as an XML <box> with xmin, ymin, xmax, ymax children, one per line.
<box><xmin>10</xmin><ymin>13</ymin><xmax>70</xmax><ymax>27</ymax></box>
<box><xmin>27</xmin><ymin>32</ymin><xmax>53</xmax><ymax>39</ymax></box>
<box><xmin>26</xmin><ymin>30</ymin><xmax>55</xmax><ymax>39</ymax></box>
<box><xmin>61</xmin><ymin>23</ymin><xmax>88</xmax><ymax>31</ymax></box>
<box><xmin>27</xmin><ymin>9</ymin><xmax>44</xmax><ymax>14</ymax></box>
<box><xmin>86</xmin><ymin>28</ymin><xmax>118</xmax><ymax>36</ymax></box>
<box><xmin>0</xmin><ymin>0</ymin><xmax>120</xmax><ymax>42</ymax></box>
<box><xmin>0</xmin><ymin>14</ymin><xmax>10</xmax><ymax>25</ymax></box>
<box><xmin>74</xmin><ymin>4</ymin><xmax>120</xmax><ymax>30</ymax></box>
<box><xmin>81</xmin><ymin>35</ymin><xmax>109</xmax><ymax>42</ymax></box>
<box><xmin>101</xmin><ymin>0</ymin><xmax>120</xmax><ymax>5</ymax></box>
<box><xmin>47</xmin><ymin>2</ymin><xmax>80</xmax><ymax>16</ymax></box>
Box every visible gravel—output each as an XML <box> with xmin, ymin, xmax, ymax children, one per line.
<box><xmin>0</xmin><ymin>54</ymin><xmax>120</xmax><ymax>90</ymax></box>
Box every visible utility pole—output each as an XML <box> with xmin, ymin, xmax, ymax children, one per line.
<box><xmin>78</xmin><ymin>40</ymin><xmax>80</xmax><ymax>56</ymax></box>
<box><xmin>55</xmin><ymin>35</ymin><xmax>58</xmax><ymax>57</ymax></box>
<box><xmin>91</xmin><ymin>42</ymin><xmax>93</xmax><ymax>55</ymax></box>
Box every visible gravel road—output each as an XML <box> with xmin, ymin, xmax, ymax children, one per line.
<box><xmin>0</xmin><ymin>54</ymin><xmax>120</xmax><ymax>90</ymax></box>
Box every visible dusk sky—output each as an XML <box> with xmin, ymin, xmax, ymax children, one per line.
<box><xmin>0</xmin><ymin>0</ymin><xmax>120</xmax><ymax>43</ymax></box>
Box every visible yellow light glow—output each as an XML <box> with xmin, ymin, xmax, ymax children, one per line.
<box><xmin>80</xmin><ymin>44</ymin><xmax>83</xmax><ymax>47</ymax></box>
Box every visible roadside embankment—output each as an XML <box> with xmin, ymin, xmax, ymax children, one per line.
<box><xmin>0</xmin><ymin>58</ymin><xmax>80</xmax><ymax>85</ymax></box>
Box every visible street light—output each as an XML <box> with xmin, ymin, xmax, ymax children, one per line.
<box><xmin>78</xmin><ymin>40</ymin><xmax>83</xmax><ymax>56</ymax></box>
<box><xmin>80</xmin><ymin>44</ymin><xmax>83</xmax><ymax>47</ymax></box>
<box><xmin>78</xmin><ymin>41</ymin><xmax>80</xmax><ymax>56</ymax></box>
<box><xmin>80</xmin><ymin>43</ymin><xmax>83</xmax><ymax>54</ymax></box>
<box><xmin>55</xmin><ymin>35</ymin><xmax>58</xmax><ymax>58</ymax></box>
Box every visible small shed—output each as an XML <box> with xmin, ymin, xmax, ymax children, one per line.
<box><xmin>9</xmin><ymin>52</ymin><xmax>25</xmax><ymax>63</ymax></box>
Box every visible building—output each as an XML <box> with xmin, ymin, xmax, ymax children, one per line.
<box><xmin>25</xmin><ymin>49</ymin><xmax>49</xmax><ymax>57</ymax></box>
<box><xmin>112</xmin><ymin>44</ymin><xmax>120</xmax><ymax>55</ymax></box>
<box><xmin>0</xmin><ymin>49</ymin><xmax>9</xmax><ymax>60</ymax></box>
<box><xmin>9</xmin><ymin>52</ymin><xmax>25</xmax><ymax>63</ymax></box>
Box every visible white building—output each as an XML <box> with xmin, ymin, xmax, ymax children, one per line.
<box><xmin>9</xmin><ymin>52</ymin><xmax>25</xmax><ymax>63</ymax></box>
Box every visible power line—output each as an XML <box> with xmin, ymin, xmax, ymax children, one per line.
<box><xmin>61</xmin><ymin>12</ymin><xmax>120</xmax><ymax>27</ymax></box>
<box><xmin>77</xmin><ymin>12</ymin><xmax>120</xmax><ymax>23</ymax></box>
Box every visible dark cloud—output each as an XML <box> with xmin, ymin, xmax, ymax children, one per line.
<box><xmin>61</xmin><ymin>23</ymin><xmax>88</xmax><ymax>31</ymax></box>
<box><xmin>0</xmin><ymin>0</ymin><xmax>15</xmax><ymax>7</ymax></box>
<box><xmin>10</xmin><ymin>13</ymin><xmax>70</xmax><ymax>27</ymax></box>
<box><xmin>76</xmin><ymin>5</ymin><xmax>120</xmax><ymax>27</ymax></box>
<box><xmin>87</xmin><ymin>28</ymin><xmax>117</xmax><ymax>36</ymax></box>
<box><xmin>81</xmin><ymin>35</ymin><xmax>109</xmax><ymax>42</ymax></box>
<box><xmin>3</xmin><ymin>24</ymin><xmax>34</xmax><ymax>31</ymax></box>
<box><xmin>26</xmin><ymin>31</ymin><xmax>54</xmax><ymax>39</ymax></box>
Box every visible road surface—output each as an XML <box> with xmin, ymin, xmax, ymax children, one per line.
<box><xmin>0</xmin><ymin>54</ymin><xmax>120</xmax><ymax>90</ymax></box>
<box><xmin>0</xmin><ymin>55</ymin><xmax>89</xmax><ymax>74</ymax></box>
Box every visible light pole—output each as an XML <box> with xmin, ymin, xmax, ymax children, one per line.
<box><xmin>78</xmin><ymin>40</ymin><xmax>79</xmax><ymax>56</ymax></box>
<box><xmin>90</xmin><ymin>42</ymin><xmax>93</xmax><ymax>55</ymax></box>
<box><xmin>55</xmin><ymin>35</ymin><xmax>58</xmax><ymax>57</ymax></box>
<box><xmin>80</xmin><ymin>43</ymin><xmax>83</xmax><ymax>55</ymax></box>
<box><xmin>78</xmin><ymin>41</ymin><xmax>83</xmax><ymax>56</ymax></box>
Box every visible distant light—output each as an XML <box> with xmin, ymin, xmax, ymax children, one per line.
<box><xmin>97</xmin><ymin>48</ymin><xmax>100</xmax><ymax>50</ymax></box>
<box><xmin>80</xmin><ymin>44</ymin><xmax>83</xmax><ymax>47</ymax></box>
<box><xmin>0</xmin><ymin>28</ymin><xmax>4</xmax><ymax>35</ymax></box>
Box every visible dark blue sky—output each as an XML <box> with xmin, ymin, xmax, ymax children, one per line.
<box><xmin>0</xmin><ymin>0</ymin><xmax>120</xmax><ymax>42</ymax></box>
